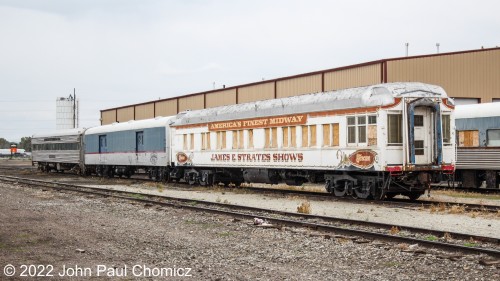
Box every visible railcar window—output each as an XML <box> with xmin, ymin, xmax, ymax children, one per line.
<box><xmin>487</xmin><ymin>129</ymin><xmax>500</xmax><ymax>147</ymax></box>
<box><xmin>357</xmin><ymin>116</ymin><xmax>366</xmax><ymax>143</ymax></box>
<box><xmin>32</xmin><ymin>143</ymin><xmax>79</xmax><ymax>150</ymax></box>
<box><xmin>348</xmin><ymin>116</ymin><xmax>373</xmax><ymax>145</ymax></box>
<box><xmin>183</xmin><ymin>134</ymin><xmax>188</xmax><ymax>150</ymax></box>
<box><xmin>232</xmin><ymin>130</ymin><xmax>244</xmax><ymax>149</ymax></box>
<box><xmin>217</xmin><ymin>131</ymin><xmax>226</xmax><ymax>149</ymax></box>
<box><xmin>414</xmin><ymin>115</ymin><xmax>424</xmax><ymax>127</ymax></box>
<box><xmin>247</xmin><ymin>129</ymin><xmax>254</xmax><ymax>148</ymax></box>
<box><xmin>347</xmin><ymin>117</ymin><xmax>356</xmax><ymax>144</ymax></box>
<box><xmin>290</xmin><ymin>126</ymin><xmax>297</xmax><ymax>147</ymax></box>
<box><xmin>458</xmin><ymin>130</ymin><xmax>479</xmax><ymax>147</ymax></box>
<box><xmin>322</xmin><ymin>124</ymin><xmax>331</xmax><ymax>147</ymax></box>
<box><xmin>283</xmin><ymin>127</ymin><xmax>289</xmax><ymax>148</ymax></box>
<box><xmin>301</xmin><ymin>126</ymin><xmax>309</xmax><ymax>147</ymax></box>
<box><xmin>415</xmin><ymin>140</ymin><xmax>424</xmax><ymax>155</ymax></box>
<box><xmin>265</xmin><ymin>128</ymin><xmax>278</xmax><ymax>148</ymax></box>
<box><xmin>310</xmin><ymin>125</ymin><xmax>317</xmax><ymax>147</ymax></box>
<box><xmin>388</xmin><ymin>114</ymin><xmax>403</xmax><ymax>145</ymax></box>
<box><xmin>442</xmin><ymin>115</ymin><xmax>451</xmax><ymax>144</ymax></box>
<box><xmin>201</xmin><ymin>133</ymin><xmax>207</xmax><ymax>150</ymax></box>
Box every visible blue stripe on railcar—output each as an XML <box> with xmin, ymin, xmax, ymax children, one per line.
<box><xmin>456</xmin><ymin>116</ymin><xmax>500</xmax><ymax>147</ymax></box>
<box><xmin>85</xmin><ymin>127</ymin><xmax>166</xmax><ymax>154</ymax></box>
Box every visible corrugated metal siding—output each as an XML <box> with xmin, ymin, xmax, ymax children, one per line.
<box><xmin>206</xmin><ymin>89</ymin><xmax>237</xmax><ymax>108</ymax></box>
<box><xmin>387</xmin><ymin>49</ymin><xmax>500</xmax><ymax>102</ymax></box>
<box><xmin>324</xmin><ymin>63</ymin><xmax>382</xmax><ymax>91</ymax></box>
<box><xmin>276</xmin><ymin>74</ymin><xmax>322</xmax><ymax>98</ymax></box>
<box><xmin>179</xmin><ymin>95</ymin><xmax>204</xmax><ymax>112</ymax></box>
<box><xmin>135</xmin><ymin>103</ymin><xmax>155</xmax><ymax>120</ymax></box>
<box><xmin>117</xmin><ymin>107</ymin><xmax>135</xmax><ymax>122</ymax></box>
<box><xmin>101</xmin><ymin>110</ymin><xmax>116</xmax><ymax>125</ymax></box>
<box><xmin>155</xmin><ymin>100</ymin><xmax>177</xmax><ymax>117</ymax></box>
<box><xmin>238</xmin><ymin>82</ymin><xmax>275</xmax><ymax>103</ymax></box>
<box><xmin>456</xmin><ymin>148</ymin><xmax>500</xmax><ymax>169</ymax></box>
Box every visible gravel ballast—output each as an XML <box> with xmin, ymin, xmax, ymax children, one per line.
<box><xmin>1</xmin><ymin>182</ymin><xmax>499</xmax><ymax>280</ymax></box>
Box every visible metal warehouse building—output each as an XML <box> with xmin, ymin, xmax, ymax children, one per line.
<box><xmin>100</xmin><ymin>47</ymin><xmax>500</xmax><ymax>125</ymax></box>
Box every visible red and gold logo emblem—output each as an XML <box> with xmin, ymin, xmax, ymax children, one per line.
<box><xmin>176</xmin><ymin>152</ymin><xmax>189</xmax><ymax>164</ymax></box>
<box><xmin>348</xmin><ymin>150</ymin><xmax>377</xmax><ymax>169</ymax></box>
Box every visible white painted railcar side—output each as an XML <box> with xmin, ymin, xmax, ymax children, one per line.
<box><xmin>169</xmin><ymin>82</ymin><xmax>455</xmax><ymax>199</ymax></box>
<box><xmin>170</xmin><ymin>83</ymin><xmax>454</xmax><ymax>171</ymax></box>
<box><xmin>84</xmin><ymin>117</ymin><xmax>174</xmax><ymax>170</ymax></box>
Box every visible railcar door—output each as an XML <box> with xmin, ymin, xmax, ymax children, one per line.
<box><xmin>413</xmin><ymin>107</ymin><xmax>432</xmax><ymax>164</ymax></box>
<box><xmin>99</xmin><ymin>135</ymin><xmax>107</xmax><ymax>163</ymax></box>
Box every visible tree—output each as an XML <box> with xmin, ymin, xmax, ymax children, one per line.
<box><xmin>0</xmin><ymin>138</ymin><xmax>9</xmax><ymax>149</ymax></box>
<box><xmin>18</xmin><ymin>137</ymin><xmax>32</xmax><ymax>152</ymax></box>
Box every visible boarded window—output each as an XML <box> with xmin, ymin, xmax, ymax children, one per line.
<box><xmin>388</xmin><ymin>114</ymin><xmax>403</xmax><ymax>145</ymax></box>
<box><xmin>202</xmin><ymin>132</ymin><xmax>210</xmax><ymax>150</ymax></box>
<box><xmin>442</xmin><ymin>115</ymin><xmax>451</xmax><ymax>144</ymax></box>
<box><xmin>332</xmin><ymin>123</ymin><xmax>339</xmax><ymax>146</ymax></box>
<box><xmin>290</xmin><ymin>126</ymin><xmax>297</xmax><ymax>147</ymax></box>
<box><xmin>323</xmin><ymin>124</ymin><xmax>331</xmax><ymax>147</ymax></box>
<box><xmin>265</xmin><ymin>128</ymin><xmax>278</xmax><ymax>148</ymax></box>
<box><xmin>301</xmin><ymin>126</ymin><xmax>308</xmax><ymax>147</ymax></box>
<box><xmin>309</xmin><ymin>125</ymin><xmax>317</xmax><ymax>147</ymax></box>
<box><xmin>248</xmin><ymin>129</ymin><xmax>254</xmax><ymax>148</ymax></box>
<box><xmin>183</xmin><ymin>134</ymin><xmax>188</xmax><ymax>150</ymax></box>
<box><xmin>283</xmin><ymin>127</ymin><xmax>289</xmax><ymax>148</ymax></box>
<box><xmin>458</xmin><ymin>130</ymin><xmax>479</xmax><ymax>147</ymax></box>
<box><xmin>232</xmin><ymin>131</ymin><xmax>238</xmax><ymax>149</ymax></box>
<box><xmin>217</xmin><ymin>131</ymin><xmax>226</xmax><ymax>149</ymax></box>
<box><xmin>232</xmin><ymin>130</ymin><xmax>244</xmax><ymax>149</ymax></box>
<box><xmin>238</xmin><ymin>130</ymin><xmax>244</xmax><ymax>149</ymax></box>
<box><xmin>487</xmin><ymin>129</ymin><xmax>500</xmax><ymax>147</ymax></box>
<box><xmin>368</xmin><ymin>125</ymin><xmax>377</xmax><ymax>146</ymax></box>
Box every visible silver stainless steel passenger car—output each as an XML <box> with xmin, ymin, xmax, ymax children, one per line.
<box><xmin>455</xmin><ymin>103</ymin><xmax>500</xmax><ymax>188</ymax></box>
<box><xmin>32</xmin><ymin>128</ymin><xmax>86</xmax><ymax>172</ymax></box>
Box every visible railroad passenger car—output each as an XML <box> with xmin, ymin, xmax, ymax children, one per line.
<box><xmin>83</xmin><ymin>117</ymin><xmax>174</xmax><ymax>179</ymax></box>
<box><xmin>169</xmin><ymin>82</ymin><xmax>455</xmax><ymax>200</ymax></box>
<box><xmin>455</xmin><ymin>103</ymin><xmax>500</xmax><ymax>188</ymax></box>
<box><xmin>32</xmin><ymin>128</ymin><xmax>86</xmax><ymax>172</ymax></box>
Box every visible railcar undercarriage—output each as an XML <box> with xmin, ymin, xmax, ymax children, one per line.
<box><xmin>168</xmin><ymin>166</ymin><xmax>436</xmax><ymax>200</ymax></box>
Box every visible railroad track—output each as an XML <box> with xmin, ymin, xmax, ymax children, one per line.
<box><xmin>1</xmin><ymin>174</ymin><xmax>499</xmax><ymax>260</ymax></box>
<box><xmin>2</xmin><ymin>165</ymin><xmax>500</xmax><ymax>214</ymax></box>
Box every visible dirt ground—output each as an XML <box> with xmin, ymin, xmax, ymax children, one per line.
<box><xmin>1</xmin><ymin>181</ymin><xmax>499</xmax><ymax>281</ymax></box>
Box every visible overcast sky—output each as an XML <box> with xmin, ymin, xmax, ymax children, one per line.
<box><xmin>1</xmin><ymin>0</ymin><xmax>499</xmax><ymax>142</ymax></box>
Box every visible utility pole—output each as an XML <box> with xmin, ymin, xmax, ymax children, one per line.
<box><xmin>73</xmin><ymin>88</ymin><xmax>76</xmax><ymax>128</ymax></box>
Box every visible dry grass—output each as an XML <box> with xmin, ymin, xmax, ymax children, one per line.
<box><xmin>443</xmin><ymin>232</ymin><xmax>452</xmax><ymax>241</ymax></box>
<box><xmin>390</xmin><ymin>226</ymin><xmax>400</xmax><ymax>235</ymax></box>
<box><xmin>297</xmin><ymin>201</ymin><xmax>312</xmax><ymax>214</ymax></box>
<box><xmin>448</xmin><ymin>205</ymin><xmax>466</xmax><ymax>214</ymax></box>
<box><xmin>396</xmin><ymin>243</ymin><xmax>409</xmax><ymax>250</ymax></box>
<box><xmin>434</xmin><ymin>190</ymin><xmax>500</xmax><ymax>201</ymax></box>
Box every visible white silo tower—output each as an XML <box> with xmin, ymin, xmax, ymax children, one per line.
<box><xmin>56</xmin><ymin>90</ymin><xmax>79</xmax><ymax>130</ymax></box>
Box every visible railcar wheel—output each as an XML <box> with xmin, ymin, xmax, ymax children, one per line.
<box><xmin>407</xmin><ymin>192</ymin><xmax>423</xmax><ymax>201</ymax></box>
<box><xmin>325</xmin><ymin>180</ymin><xmax>333</xmax><ymax>194</ymax></box>
<box><xmin>354</xmin><ymin>184</ymin><xmax>372</xmax><ymax>199</ymax></box>
<box><xmin>333</xmin><ymin>181</ymin><xmax>349</xmax><ymax>197</ymax></box>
